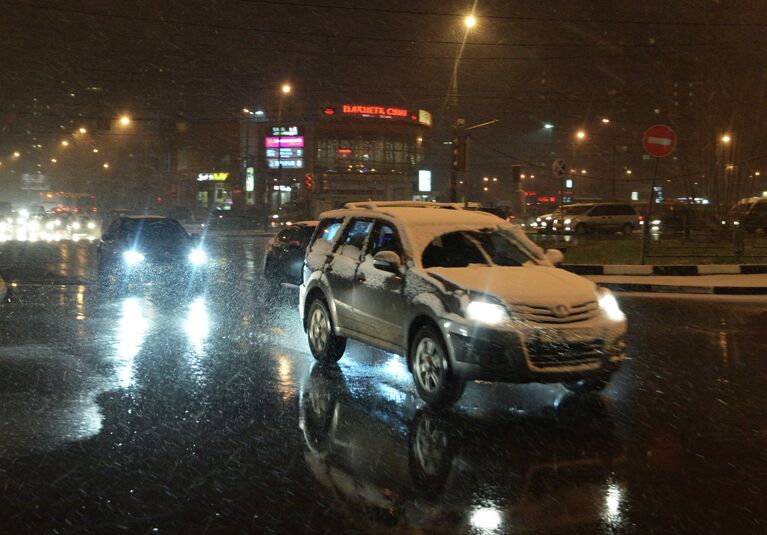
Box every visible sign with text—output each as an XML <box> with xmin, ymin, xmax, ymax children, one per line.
<box><xmin>265</xmin><ymin>136</ymin><xmax>304</xmax><ymax>148</ymax></box>
<box><xmin>245</xmin><ymin>167</ymin><xmax>255</xmax><ymax>193</ymax></box>
<box><xmin>418</xmin><ymin>170</ymin><xmax>432</xmax><ymax>192</ymax></box>
<box><xmin>270</xmin><ymin>125</ymin><xmax>302</xmax><ymax>137</ymax></box>
<box><xmin>197</xmin><ymin>172</ymin><xmax>229</xmax><ymax>182</ymax></box>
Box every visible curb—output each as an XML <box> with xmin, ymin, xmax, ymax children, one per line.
<box><xmin>563</xmin><ymin>264</ymin><xmax>767</xmax><ymax>276</ymax></box>
<box><xmin>596</xmin><ymin>282</ymin><xmax>767</xmax><ymax>295</ymax></box>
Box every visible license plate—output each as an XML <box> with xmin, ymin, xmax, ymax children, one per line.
<box><xmin>536</xmin><ymin>328</ymin><xmax>593</xmax><ymax>344</ymax></box>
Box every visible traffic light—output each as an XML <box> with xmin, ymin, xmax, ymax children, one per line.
<box><xmin>452</xmin><ymin>133</ymin><xmax>467</xmax><ymax>172</ymax></box>
<box><xmin>304</xmin><ymin>173</ymin><xmax>313</xmax><ymax>191</ymax></box>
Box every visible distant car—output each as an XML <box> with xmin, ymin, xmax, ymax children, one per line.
<box><xmin>530</xmin><ymin>204</ymin><xmax>593</xmax><ymax>233</ymax></box>
<box><xmin>300</xmin><ymin>202</ymin><xmax>627</xmax><ymax>408</ymax></box>
<box><xmin>727</xmin><ymin>198</ymin><xmax>767</xmax><ymax>232</ymax></box>
<box><xmin>69</xmin><ymin>215</ymin><xmax>100</xmax><ymax>241</ymax></box>
<box><xmin>97</xmin><ymin>216</ymin><xmax>208</xmax><ymax>287</ymax></box>
<box><xmin>550</xmin><ymin>203</ymin><xmax>640</xmax><ymax>235</ymax></box>
<box><xmin>263</xmin><ymin>221</ymin><xmax>318</xmax><ymax>286</ymax></box>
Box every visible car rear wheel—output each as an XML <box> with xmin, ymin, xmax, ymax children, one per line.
<box><xmin>621</xmin><ymin>223</ymin><xmax>634</xmax><ymax>235</ymax></box>
<box><xmin>562</xmin><ymin>374</ymin><xmax>610</xmax><ymax>394</ymax></box>
<box><xmin>410</xmin><ymin>325</ymin><xmax>464</xmax><ymax>408</ymax></box>
<box><xmin>575</xmin><ymin>223</ymin><xmax>588</xmax><ymax>235</ymax></box>
<box><xmin>307</xmin><ymin>299</ymin><xmax>346</xmax><ymax>363</ymax></box>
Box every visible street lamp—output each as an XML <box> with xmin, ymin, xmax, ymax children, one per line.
<box><xmin>601</xmin><ymin>118</ymin><xmax>610</xmax><ymax>124</ymax></box>
<box><xmin>78</xmin><ymin>127</ymin><xmax>87</xmax><ymax>134</ymax></box>
<box><xmin>12</xmin><ymin>151</ymin><xmax>20</xmax><ymax>158</ymax></box>
<box><xmin>50</xmin><ymin>158</ymin><xmax>57</xmax><ymax>163</ymax></box>
<box><xmin>576</xmin><ymin>130</ymin><xmax>587</xmax><ymax>140</ymax></box>
<box><xmin>721</xmin><ymin>133</ymin><xmax>732</xmax><ymax>144</ymax></box>
<box><xmin>119</xmin><ymin>115</ymin><xmax>131</xmax><ymax>126</ymax></box>
<box><xmin>281</xmin><ymin>83</ymin><xmax>292</xmax><ymax>95</ymax></box>
<box><xmin>465</xmin><ymin>15</ymin><xmax>477</xmax><ymax>28</ymax></box>
<box><xmin>103</xmin><ymin>162</ymin><xmax>110</xmax><ymax>169</ymax></box>
<box><xmin>61</xmin><ymin>140</ymin><xmax>69</xmax><ymax>147</ymax></box>
<box><xmin>543</xmin><ymin>123</ymin><xmax>554</xmax><ymax>129</ymax></box>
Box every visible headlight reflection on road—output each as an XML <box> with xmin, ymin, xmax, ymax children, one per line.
<box><xmin>602</xmin><ymin>481</ymin><xmax>626</xmax><ymax>527</ymax></box>
<box><xmin>184</xmin><ymin>297</ymin><xmax>210</xmax><ymax>354</ymax></box>
<box><xmin>115</xmin><ymin>297</ymin><xmax>150</xmax><ymax>388</ymax></box>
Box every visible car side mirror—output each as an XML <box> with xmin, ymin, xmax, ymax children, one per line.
<box><xmin>545</xmin><ymin>248</ymin><xmax>565</xmax><ymax>265</ymax></box>
<box><xmin>373</xmin><ymin>250</ymin><xmax>402</xmax><ymax>273</ymax></box>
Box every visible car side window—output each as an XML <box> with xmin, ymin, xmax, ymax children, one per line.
<box><xmin>615</xmin><ymin>205</ymin><xmax>635</xmax><ymax>215</ymax></box>
<box><xmin>368</xmin><ymin>222</ymin><xmax>403</xmax><ymax>257</ymax></box>
<box><xmin>309</xmin><ymin>218</ymin><xmax>343</xmax><ymax>251</ymax></box>
<box><xmin>589</xmin><ymin>205</ymin><xmax>609</xmax><ymax>216</ymax></box>
<box><xmin>337</xmin><ymin>219</ymin><xmax>373</xmax><ymax>258</ymax></box>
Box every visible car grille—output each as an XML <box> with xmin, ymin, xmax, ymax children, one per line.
<box><xmin>512</xmin><ymin>300</ymin><xmax>599</xmax><ymax>324</ymax></box>
<box><xmin>526</xmin><ymin>339</ymin><xmax>604</xmax><ymax>369</ymax></box>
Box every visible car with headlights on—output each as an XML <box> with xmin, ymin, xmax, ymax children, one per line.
<box><xmin>299</xmin><ymin>202</ymin><xmax>627</xmax><ymax>408</ymax></box>
<box><xmin>97</xmin><ymin>216</ymin><xmax>208</xmax><ymax>288</ymax></box>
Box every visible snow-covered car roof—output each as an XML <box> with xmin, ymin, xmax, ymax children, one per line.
<box><xmin>319</xmin><ymin>206</ymin><xmax>546</xmax><ymax>266</ymax></box>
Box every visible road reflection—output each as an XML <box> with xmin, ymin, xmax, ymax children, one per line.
<box><xmin>299</xmin><ymin>363</ymin><xmax>628</xmax><ymax>533</ymax></box>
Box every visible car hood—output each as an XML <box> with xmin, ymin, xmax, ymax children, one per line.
<box><xmin>427</xmin><ymin>265</ymin><xmax>598</xmax><ymax>306</ymax></box>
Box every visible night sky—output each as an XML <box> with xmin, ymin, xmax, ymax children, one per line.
<box><xmin>2</xmin><ymin>0</ymin><xmax>767</xmax><ymax>201</ymax></box>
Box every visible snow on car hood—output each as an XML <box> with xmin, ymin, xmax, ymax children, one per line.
<box><xmin>427</xmin><ymin>265</ymin><xmax>597</xmax><ymax>306</ymax></box>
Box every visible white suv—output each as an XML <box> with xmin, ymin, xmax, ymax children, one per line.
<box><xmin>299</xmin><ymin>202</ymin><xmax>627</xmax><ymax>408</ymax></box>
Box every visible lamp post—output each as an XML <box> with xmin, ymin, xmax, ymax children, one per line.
<box><xmin>448</xmin><ymin>14</ymin><xmax>477</xmax><ymax>202</ymax></box>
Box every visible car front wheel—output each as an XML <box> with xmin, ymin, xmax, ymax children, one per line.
<box><xmin>575</xmin><ymin>223</ymin><xmax>588</xmax><ymax>235</ymax></box>
<box><xmin>307</xmin><ymin>299</ymin><xmax>346</xmax><ymax>363</ymax></box>
<box><xmin>410</xmin><ymin>325</ymin><xmax>464</xmax><ymax>408</ymax></box>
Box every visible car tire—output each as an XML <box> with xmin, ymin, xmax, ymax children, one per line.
<box><xmin>307</xmin><ymin>299</ymin><xmax>346</xmax><ymax>363</ymax></box>
<box><xmin>575</xmin><ymin>223</ymin><xmax>588</xmax><ymax>235</ymax></box>
<box><xmin>410</xmin><ymin>324</ymin><xmax>464</xmax><ymax>409</ymax></box>
<box><xmin>562</xmin><ymin>374</ymin><xmax>610</xmax><ymax>394</ymax></box>
<box><xmin>621</xmin><ymin>223</ymin><xmax>634</xmax><ymax>235</ymax></box>
<box><xmin>408</xmin><ymin>410</ymin><xmax>454</xmax><ymax>496</ymax></box>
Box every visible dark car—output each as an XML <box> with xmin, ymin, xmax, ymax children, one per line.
<box><xmin>263</xmin><ymin>221</ymin><xmax>318</xmax><ymax>286</ymax></box>
<box><xmin>97</xmin><ymin>216</ymin><xmax>208</xmax><ymax>287</ymax></box>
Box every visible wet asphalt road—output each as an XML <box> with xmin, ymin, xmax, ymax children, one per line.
<box><xmin>1</xmin><ymin>238</ymin><xmax>766</xmax><ymax>534</ymax></box>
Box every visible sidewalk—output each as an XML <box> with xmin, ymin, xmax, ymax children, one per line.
<box><xmin>584</xmin><ymin>274</ymin><xmax>767</xmax><ymax>295</ymax></box>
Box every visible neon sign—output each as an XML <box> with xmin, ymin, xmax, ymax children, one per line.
<box><xmin>197</xmin><ymin>172</ymin><xmax>229</xmax><ymax>182</ymax></box>
<box><xmin>342</xmin><ymin>105</ymin><xmax>409</xmax><ymax>118</ymax></box>
<box><xmin>265</xmin><ymin>136</ymin><xmax>304</xmax><ymax>148</ymax></box>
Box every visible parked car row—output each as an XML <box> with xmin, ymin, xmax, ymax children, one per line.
<box><xmin>263</xmin><ymin>201</ymin><xmax>628</xmax><ymax>409</ymax></box>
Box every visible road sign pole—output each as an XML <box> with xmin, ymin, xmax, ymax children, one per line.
<box><xmin>640</xmin><ymin>157</ymin><xmax>660</xmax><ymax>264</ymax></box>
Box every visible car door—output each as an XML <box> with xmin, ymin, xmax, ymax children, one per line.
<box><xmin>353</xmin><ymin>220</ymin><xmax>408</xmax><ymax>348</ymax></box>
<box><xmin>325</xmin><ymin>218</ymin><xmax>373</xmax><ymax>333</ymax></box>
<box><xmin>588</xmin><ymin>205</ymin><xmax>611</xmax><ymax>231</ymax></box>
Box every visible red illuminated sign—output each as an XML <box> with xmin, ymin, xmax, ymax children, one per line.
<box><xmin>322</xmin><ymin>107</ymin><xmax>335</xmax><ymax>115</ymax></box>
<box><xmin>342</xmin><ymin>105</ymin><xmax>409</xmax><ymax>118</ymax></box>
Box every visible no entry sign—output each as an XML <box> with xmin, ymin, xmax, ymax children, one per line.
<box><xmin>643</xmin><ymin>124</ymin><xmax>677</xmax><ymax>158</ymax></box>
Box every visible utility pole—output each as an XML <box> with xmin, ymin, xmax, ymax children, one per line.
<box><xmin>450</xmin><ymin>119</ymin><xmax>466</xmax><ymax>202</ymax></box>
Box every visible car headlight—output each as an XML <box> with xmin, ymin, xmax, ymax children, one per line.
<box><xmin>72</xmin><ymin>222</ymin><xmax>81</xmax><ymax>230</ymax></box>
<box><xmin>651</xmin><ymin>219</ymin><xmax>661</xmax><ymax>225</ymax></box>
<box><xmin>87</xmin><ymin>221</ymin><xmax>96</xmax><ymax>229</ymax></box>
<box><xmin>466</xmin><ymin>300</ymin><xmax>509</xmax><ymax>325</ymax></box>
<box><xmin>54</xmin><ymin>219</ymin><xmax>61</xmax><ymax>227</ymax></box>
<box><xmin>188</xmin><ymin>248</ymin><xmax>207</xmax><ymax>265</ymax></box>
<box><xmin>564</xmin><ymin>218</ymin><xmax>571</xmax><ymax>224</ymax></box>
<box><xmin>122</xmin><ymin>250</ymin><xmax>145</xmax><ymax>266</ymax></box>
<box><xmin>598</xmin><ymin>288</ymin><xmax>625</xmax><ymax>321</ymax></box>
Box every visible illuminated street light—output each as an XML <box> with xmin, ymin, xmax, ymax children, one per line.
<box><xmin>626</xmin><ymin>169</ymin><xmax>632</xmax><ymax>175</ymax></box>
<box><xmin>601</xmin><ymin>118</ymin><xmax>610</xmax><ymax>124</ymax></box>
<box><xmin>756</xmin><ymin>170</ymin><xmax>761</xmax><ymax>176</ymax></box>
<box><xmin>726</xmin><ymin>164</ymin><xmax>734</xmax><ymax>170</ymax></box>
<box><xmin>465</xmin><ymin>15</ymin><xmax>477</xmax><ymax>28</ymax></box>
<box><xmin>119</xmin><ymin>115</ymin><xmax>131</xmax><ymax>126</ymax></box>
<box><xmin>281</xmin><ymin>83</ymin><xmax>292</xmax><ymax>95</ymax></box>
<box><xmin>103</xmin><ymin>162</ymin><xmax>110</xmax><ymax>169</ymax></box>
<box><xmin>92</xmin><ymin>148</ymin><xmax>99</xmax><ymax>153</ymax></box>
<box><xmin>543</xmin><ymin>123</ymin><xmax>554</xmax><ymax>129</ymax></box>
<box><xmin>576</xmin><ymin>130</ymin><xmax>587</xmax><ymax>140</ymax></box>
<box><xmin>12</xmin><ymin>151</ymin><xmax>20</xmax><ymax>158</ymax></box>
<box><xmin>721</xmin><ymin>133</ymin><xmax>732</xmax><ymax>144</ymax></box>
<box><xmin>483</xmin><ymin>177</ymin><xmax>489</xmax><ymax>182</ymax></box>
<box><xmin>581</xmin><ymin>169</ymin><xmax>587</xmax><ymax>174</ymax></box>
<box><xmin>61</xmin><ymin>140</ymin><xmax>69</xmax><ymax>147</ymax></box>
<box><xmin>242</xmin><ymin>108</ymin><xmax>250</xmax><ymax>114</ymax></box>
<box><xmin>50</xmin><ymin>158</ymin><xmax>57</xmax><ymax>163</ymax></box>
<box><xmin>78</xmin><ymin>127</ymin><xmax>87</xmax><ymax>134</ymax></box>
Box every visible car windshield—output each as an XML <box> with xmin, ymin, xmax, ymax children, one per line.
<box><xmin>123</xmin><ymin>219</ymin><xmax>187</xmax><ymax>244</ymax></box>
<box><xmin>422</xmin><ymin>229</ymin><xmax>538</xmax><ymax>268</ymax></box>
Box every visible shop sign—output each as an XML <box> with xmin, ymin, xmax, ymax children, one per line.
<box><xmin>265</xmin><ymin>136</ymin><xmax>304</xmax><ymax>148</ymax></box>
<box><xmin>341</xmin><ymin>105</ymin><xmax>408</xmax><ymax>118</ymax></box>
<box><xmin>268</xmin><ymin>159</ymin><xmax>303</xmax><ymax>169</ymax></box>
<box><xmin>418</xmin><ymin>170</ymin><xmax>432</xmax><ymax>192</ymax></box>
<box><xmin>197</xmin><ymin>172</ymin><xmax>229</xmax><ymax>182</ymax></box>
<box><xmin>418</xmin><ymin>109</ymin><xmax>432</xmax><ymax>126</ymax></box>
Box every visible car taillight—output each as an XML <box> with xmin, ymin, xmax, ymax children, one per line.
<box><xmin>638</xmin><ymin>215</ymin><xmax>644</xmax><ymax>221</ymax></box>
